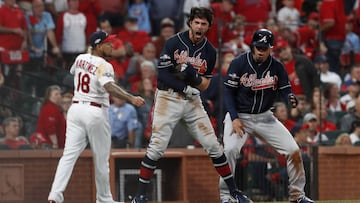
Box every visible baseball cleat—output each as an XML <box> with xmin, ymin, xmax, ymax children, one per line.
<box><xmin>291</xmin><ymin>196</ymin><xmax>314</xmax><ymax>203</ymax></box>
<box><xmin>220</xmin><ymin>198</ymin><xmax>231</xmax><ymax>203</ymax></box>
<box><xmin>229</xmin><ymin>189</ymin><xmax>253</xmax><ymax>203</ymax></box>
<box><xmin>49</xmin><ymin>201</ymin><xmax>56</xmax><ymax>203</ymax></box>
<box><xmin>130</xmin><ymin>195</ymin><xmax>147</xmax><ymax>203</ymax></box>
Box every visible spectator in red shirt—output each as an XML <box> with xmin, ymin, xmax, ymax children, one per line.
<box><xmin>2</xmin><ymin>116</ymin><xmax>30</xmax><ymax>149</ymax></box>
<box><xmin>294</xmin><ymin>12</ymin><xmax>319</xmax><ymax>60</ymax></box>
<box><xmin>98</xmin><ymin>0</ymin><xmax>128</xmax><ymax>30</ymax></box>
<box><xmin>117</xmin><ymin>16</ymin><xmax>150</xmax><ymax>55</ymax></box>
<box><xmin>319</xmin><ymin>0</ymin><xmax>347</xmax><ymax>74</ymax></box>
<box><xmin>99</xmin><ymin>18</ymin><xmax>127</xmax><ymax>82</ymax></box>
<box><xmin>36</xmin><ymin>85</ymin><xmax>66</xmax><ymax>149</ymax></box>
<box><xmin>0</xmin><ymin>0</ymin><xmax>28</xmax><ymax>97</ymax></box>
<box><xmin>207</xmin><ymin>0</ymin><xmax>235</xmax><ymax>48</ymax></box>
<box><xmin>123</xmin><ymin>42</ymin><xmax>157</xmax><ymax>89</ymax></box>
<box><xmin>323</xmin><ymin>82</ymin><xmax>347</xmax><ymax>113</ymax></box>
<box><xmin>224</xmin><ymin>14</ymin><xmax>252</xmax><ymax>55</ymax></box>
<box><xmin>234</xmin><ymin>0</ymin><xmax>272</xmax><ymax>34</ymax></box>
<box><xmin>273</xmin><ymin>101</ymin><xmax>296</xmax><ymax>131</ymax></box>
<box><xmin>0</xmin><ymin>0</ymin><xmax>28</xmax><ymax>51</ymax></box>
<box><xmin>312</xmin><ymin>103</ymin><xmax>338</xmax><ymax>133</ymax></box>
<box><xmin>274</xmin><ymin>39</ymin><xmax>320</xmax><ymax>102</ymax></box>
<box><xmin>78</xmin><ymin>0</ymin><xmax>102</xmax><ymax>41</ymax></box>
<box><xmin>129</xmin><ymin>60</ymin><xmax>157</xmax><ymax>93</ymax></box>
<box><xmin>29</xmin><ymin>132</ymin><xmax>51</xmax><ymax>149</ymax></box>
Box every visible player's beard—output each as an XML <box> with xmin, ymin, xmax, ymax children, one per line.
<box><xmin>102</xmin><ymin>49</ymin><xmax>112</xmax><ymax>58</ymax></box>
<box><xmin>189</xmin><ymin>27</ymin><xmax>205</xmax><ymax>44</ymax></box>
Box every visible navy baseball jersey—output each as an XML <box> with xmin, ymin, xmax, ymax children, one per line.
<box><xmin>224</xmin><ymin>52</ymin><xmax>292</xmax><ymax>119</ymax></box>
<box><xmin>157</xmin><ymin>30</ymin><xmax>216</xmax><ymax>92</ymax></box>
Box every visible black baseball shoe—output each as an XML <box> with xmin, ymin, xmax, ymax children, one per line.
<box><xmin>230</xmin><ymin>189</ymin><xmax>253</xmax><ymax>203</ymax></box>
<box><xmin>131</xmin><ymin>195</ymin><xmax>147</xmax><ymax>203</ymax></box>
<box><xmin>291</xmin><ymin>196</ymin><xmax>314</xmax><ymax>203</ymax></box>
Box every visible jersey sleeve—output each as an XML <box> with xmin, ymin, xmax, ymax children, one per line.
<box><xmin>203</xmin><ymin>46</ymin><xmax>216</xmax><ymax>78</ymax></box>
<box><xmin>158</xmin><ymin>38</ymin><xmax>175</xmax><ymax>70</ymax></box>
<box><xmin>224</xmin><ymin>59</ymin><xmax>240</xmax><ymax>88</ymax></box>
<box><xmin>224</xmin><ymin>59</ymin><xmax>240</xmax><ymax>120</ymax></box>
<box><xmin>157</xmin><ymin>37</ymin><xmax>187</xmax><ymax>91</ymax></box>
<box><xmin>96</xmin><ymin>61</ymin><xmax>115</xmax><ymax>87</ymax></box>
<box><xmin>69</xmin><ymin>55</ymin><xmax>79</xmax><ymax>75</ymax></box>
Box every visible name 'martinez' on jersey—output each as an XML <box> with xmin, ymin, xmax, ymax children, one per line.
<box><xmin>75</xmin><ymin>58</ymin><xmax>98</xmax><ymax>75</ymax></box>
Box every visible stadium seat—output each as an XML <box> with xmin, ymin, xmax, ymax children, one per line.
<box><xmin>324</xmin><ymin>130</ymin><xmax>347</xmax><ymax>141</ymax></box>
<box><xmin>353</xmin><ymin>141</ymin><xmax>360</xmax><ymax>146</ymax></box>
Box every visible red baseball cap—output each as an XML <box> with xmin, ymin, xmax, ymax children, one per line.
<box><xmin>275</xmin><ymin>39</ymin><xmax>289</xmax><ymax>51</ymax></box>
<box><xmin>300</xmin><ymin>123</ymin><xmax>310</xmax><ymax>130</ymax></box>
<box><xmin>308</xmin><ymin>12</ymin><xmax>319</xmax><ymax>21</ymax></box>
<box><xmin>29</xmin><ymin>132</ymin><xmax>47</xmax><ymax>145</ymax></box>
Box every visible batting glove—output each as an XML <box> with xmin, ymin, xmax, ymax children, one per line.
<box><xmin>176</xmin><ymin>63</ymin><xmax>202</xmax><ymax>86</ymax></box>
<box><xmin>288</xmin><ymin>93</ymin><xmax>298</xmax><ymax>108</ymax></box>
<box><xmin>183</xmin><ymin>85</ymin><xmax>200</xmax><ymax>100</ymax></box>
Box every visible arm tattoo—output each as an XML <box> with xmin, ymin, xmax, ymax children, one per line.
<box><xmin>104</xmin><ymin>82</ymin><xmax>133</xmax><ymax>102</ymax></box>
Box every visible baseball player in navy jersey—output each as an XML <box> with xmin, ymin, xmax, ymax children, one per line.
<box><xmin>131</xmin><ymin>7</ymin><xmax>252</xmax><ymax>203</ymax></box>
<box><xmin>219</xmin><ymin>29</ymin><xmax>314</xmax><ymax>203</ymax></box>
<box><xmin>48</xmin><ymin>31</ymin><xmax>145</xmax><ymax>203</ymax></box>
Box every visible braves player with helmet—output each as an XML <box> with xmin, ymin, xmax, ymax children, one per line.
<box><xmin>48</xmin><ymin>31</ymin><xmax>145</xmax><ymax>203</ymax></box>
<box><xmin>131</xmin><ymin>7</ymin><xmax>252</xmax><ymax>203</ymax></box>
<box><xmin>219</xmin><ymin>28</ymin><xmax>314</xmax><ymax>203</ymax></box>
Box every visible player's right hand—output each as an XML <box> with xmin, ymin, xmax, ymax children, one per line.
<box><xmin>131</xmin><ymin>96</ymin><xmax>145</xmax><ymax>107</ymax></box>
<box><xmin>232</xmin><ymin>118</ymin><xmax>246</xmax><ymax>138</ymax></box>
<box><xmin>183</xmin><ymin>85</ymin><xmax>200</xmax><ymax>100</ymax></box>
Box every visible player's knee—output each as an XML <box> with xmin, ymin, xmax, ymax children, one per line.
<box><xmin>146</xmin><ymin>147</ymin><xmax>165</xmax><ymax>161</ymax></box>
<box><xmin>205</xmin><ymin>142</ymin><xmax>224</xmax><ymax>158</ymax></box>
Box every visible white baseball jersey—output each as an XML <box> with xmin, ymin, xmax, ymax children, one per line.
<box><xmin>70</xmin><ymin>53</ymin><xmax>115</xmax><ymax>107</ymax></box>
<box><xmin>49</xmin><ymin>53</ymin><xmax>117</xmax><ymax>203</ymax></box>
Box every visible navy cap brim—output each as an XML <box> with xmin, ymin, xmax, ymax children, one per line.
<box><xmin>254</xmin><ymin>42</ymin><xmax>273</xmax><ymax>48</ymax></box>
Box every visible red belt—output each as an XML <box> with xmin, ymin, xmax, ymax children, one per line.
<box><xmin>73</xmin><ymin>100</ymin><xmax>102</xmax><ymax>108</ymax></box>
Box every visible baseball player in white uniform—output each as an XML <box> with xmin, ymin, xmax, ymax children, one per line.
<box><xmin>48</xmin><ymin>31</ymin><xmax>145</xmax><ymax>203</ymax></box>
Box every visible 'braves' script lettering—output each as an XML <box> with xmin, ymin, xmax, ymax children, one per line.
<box><xmin>173</xmin><ymin>50</ymin><xmax>208</xmax><ymax>74</ymax></box>
<box><xmin>240</xmin><ymin>71</ymin><xmax>278</xmax><ymax>90</ymax></box>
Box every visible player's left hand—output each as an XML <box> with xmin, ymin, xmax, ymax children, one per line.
<box><xmin>288</xmin><ymin>93</ymin><xmax>298</xmax><ymax>108</ymax></box>
<box><xmin>232</xmin><ymin>118</ymin><xmax>246</xmax><ymax>138</ymax></box>
<box><xmin>183</xmin><ymin>85</ymin><xmax>200</xmax><ymax>100</ymax></box>
<box><xmin>131</xmin><ymin>96</ymin><xmax>145</xmax><ymax>107</ymax></box>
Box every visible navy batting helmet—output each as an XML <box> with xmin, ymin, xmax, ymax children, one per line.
<box><xmin>251</xmin><ymin>29</ymin><xmax>274</xmax><ymax>48</ymax></box>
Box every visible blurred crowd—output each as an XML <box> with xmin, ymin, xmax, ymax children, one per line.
<box><xmin>0</xmin><ymin>0</ymin><xmax>360</xmax><ymax>155</ymax></box>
